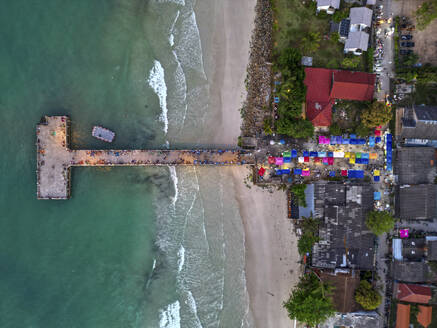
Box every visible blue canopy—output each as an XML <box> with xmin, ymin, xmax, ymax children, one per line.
<box><xmin>283</xmin><ymin>157</ymin><xmax>291</xmax><ymax>163</ymax></box>
<box><xmin>350</xmin><ymin>134</ymin><xmax>357</xmax><ymax>138</ymax></box>
<box><xmin>375</xmin><ymin>137</ymin><xmax>382</xmax><ymax>143</ymax></box>
<box><xmin>342</xmin><ymin>138</ymin><xmax>350</xmax><ymax>144</ymax></box>
<box><xmin>303</xmin><ymin>151</ymin><xmax>309</xmax><ymax>157</ymax></box>
<box><xmin>291</xmin><ymin>149</ymin><xmax>298</xmax><ymax>158</ymax></box>
<box><xmin>374</xmin><ymin>192</ymin><xmax>381</xmax><ymax>200</ymax></box>
<box><xmin>294</xmin><ymin>168</ymin><xmax>302</xmax><ymax>175</ymax></box>
<box><xmin>327</xmin><ymin>152</ymin><xmax>334</xmax><ymax>157</ymax></box>
<box><xmin>330</xmin><ymin>136</ymin><xmax>336</xmax><ymax>145</ymax></box>
<box><xmin>281</xmin><ymin>169</ymin><xmax>291</xmax><ymax>174</ymax></box>
<box><xmin>310</xmin><ymin>151</ymin><xmax>318</xmax><ymax>157</ymax></box>
<box><xmin>318</xmin><ymin>151</ymin><xmax>327</xmax><ymax>157</ymax></box>
<box><xmin>350</xmin><ymin>139</ymin><xmax>357</xmax><ymax>145</ymax></box>
<box><xmin>374</xmin><ymin>176</ymin><xmax>380</xmax><ymax>182</ymax></box>
<box><xmin>329</xmin><ymin>171</ymin><xmax>336</xmax><ymax>177</ymax></box>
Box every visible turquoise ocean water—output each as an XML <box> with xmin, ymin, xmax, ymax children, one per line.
<box><xmin>0</xmin><ymin>0</ymin><xmax>250</xmax><ymax>327</ymax></box>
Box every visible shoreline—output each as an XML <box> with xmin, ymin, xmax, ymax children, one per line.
<box><xmin>195</xmin><ymin>0</ymin><xmax>302</xmax><ymax>326</ymax></box>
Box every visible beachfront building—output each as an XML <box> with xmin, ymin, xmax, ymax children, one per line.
<box><xmin>311</xmin><ymin>182</ymin><xmax>376</xmax><ymax>270</ymax></box>
<box><xmin>398</xmin><ymin>105</ymin><xmax>437</xmax><ymax>146</ymax></box>
<box><xmin>304</xmin><ymin>68</ymin><xmax>375</xmax><ymax>126</ymax></box>
<box><xmin>314</xmin><ymin>0</ymin><xmax>340</xmax><ymax>14</ymax></box>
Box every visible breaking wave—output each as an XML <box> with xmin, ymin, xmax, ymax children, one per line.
<box><xmin>147</xmin><ymin>60</ymin><xmax>168</xmax><ymax>134</ymax></box>
<box><xmin>159</xmin><ymin>301</ymin><xmax>181</xmax><ymax>328</ymax></box>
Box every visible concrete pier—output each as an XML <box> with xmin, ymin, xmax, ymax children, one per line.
<box><xmin>36</xmin><ymin>116</ymin><xmax>255</xmax><ymax>199</ymax></box>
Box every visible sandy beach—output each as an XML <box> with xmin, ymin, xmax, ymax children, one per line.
<box><xmin>195</xmin><ymin>1</ymin><xmax>301</xmax><ymax>326</ymax></box>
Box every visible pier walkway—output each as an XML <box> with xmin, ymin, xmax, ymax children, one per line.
<box><xmin>36</xmin><ymin>116</ymin><xmax>255</xmax><ymax>199</ymax></box>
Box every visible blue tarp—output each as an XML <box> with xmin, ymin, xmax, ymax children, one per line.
<box><xmin>279</xmin><ymin>139</ymin><xmax>285</xmax><ymax>145</ymax></box>
<box><xmin>350</xmin><ymin>134</ymin><xmax>357</xmax><ymax>138</ymax></box>
<box><xmin>348</xmin><ymin>170</ymin><xmax>365</xmax><ymax>178</ymax></box>
<box><xmin>358</xmin><ymin>139</ymin><xmax>366</xmax><ymax>145</ymax></box>
<box><xmin>375</xmin><ymin>137</ymin><xmax>381</xmax><ymax>143</ymax></box>
<box><xmin>303</xmin><ymin>151</ymin><xmax>309</xmax><ymax>157</ymax></box>
<box><xmin>283</xmin><ymin>157</ymin><xmax>291</xmax><ymax>163</ymax></box>
<box><xmin>291</xmin><ymin>149</ymin><xmax>298</xmax><ymax>158</ymax></box>
<box><xmin>294</xmin><ymin>168</ymin><xmax>302</xmax><ymax>175</ymax></box>
<box><xmin>276</xmin><ymin>169</ymin><xmax>283</xmax><ymax>175</ymax></box>
<box><xmin>282</xmin><ymin>169</ymin><xmax>291</xmax><ymax>174</ymax></box>
<box><xmin>356</xmin><ymin>158</ymin><xmax>368</xmax><ymax>164</ymax></box>
<box><xmin>362</xmin><ymin>153</ymin><xmax>369</xmax><ymax>159</ymax></box>
<box><xmin>350</xmin><ymin>139</ymin><xmax>357</xmax><ymax>144</ymax></box>
<box><xmin>330</xmin><ymin>136</ymin><xmax>336</xmax><ymax>145</ymax></box>
<box><xmin>336</xmin><ymin>136</ymin><xmax>342</xmax><ymax>144</ymax></box>
<box><xmin>374</xmin><ymin>192</ymin><xmax>381</xmax><ymax>200</ymax></box>
<box><xmin>318</xmin><ymin>151</ymin><xmax>327</xmax><ymax>157</ymax></box>
<box><xmin>327</xmin><ymin>152</ymin><xmax>334</xmax><ymax>157</ymax></box>
<box><xmin>342</xmin><ymin>138</ymin><xmax>350</xmax><ymax>144</ymax></box>
<box><xmin>374</xmin><ymin>176</ymin><xmax>380</xmax><ymax>182</ymax></box>
<box><xmin>310</xmin><ymin>151</ymin><xmax>318</xmax><ymax>157</ymax></box>
<box><xmin>329</xmin><ymin>171</ymin><xmax>336</xmax><ymax>177</ymax></box>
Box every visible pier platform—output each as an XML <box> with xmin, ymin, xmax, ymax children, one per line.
<box><xmin>36</xmin><ymin>116</ymin><xmax>255</xmax><ymax>199</ymax></box>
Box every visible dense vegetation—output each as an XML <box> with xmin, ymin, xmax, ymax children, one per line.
<box><xmin>361</xmin><ymin>102</ymin><xmax>392</xmax><ymax>128</ymax></box>
<box><xmin>291</xmin><ymin>183</ymin><xmax>307</xmax><ymax>206</ymax></box>
<box><xmin>354</xmin><ymin>280</ymin><xmax>382</xmax><ymax>310</ymax></box>
<box><xmin>365</xmin><ymin>211</ymin><xmax>395</xmax><ymax>236</ymax></box>
<box><xmin>274</xmin><ymin>48</ymin><xmax>314</xmax><ymax>138</ymax></box>
<box><xmin>283</xmin><ymin>273</ymin><xmax>335</xmax><ymax>327</ymax></box>
<box><xmin>297</xmin><ymin>216</ymin><xmax>320</xmax><ymax>255</ymax></box>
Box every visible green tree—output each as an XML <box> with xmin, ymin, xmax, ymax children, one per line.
<box><xmin>365</xmin><ymin>211</ymin><xmax>395</xmax><ymax>236</ymax></box>
<box><xmin>361</xmin><ymin>102</ymin><xmax>393</xmax><ymax>128</ymax></box>
<box><xmin>297</xmin><ymin>216</ymin><xmax>320</xmax><ymax>255</ymax></box>
<box><xmin>300</xmin><ymin>32</ymin><xmax>322</xmax><ymax>54</ymax></box>
<box><xmin>354</xmin><ymin>280</ymin><xmax>382</xmax><ymax>310</ymax></box>
<box><xmin>284</xmin><ymin>273</ymin><xmax>335</xmax><ymax>327</ymax></box>
<box><xmin>263</xmin><ymin>117</ymin><xmax>273</xmax><ymax>135</ymax></box>
<box><xmin>277</xmin><ymin>118</ymin><xmax>314</xmax><ymax>138</ymax></box>
<box><xmin>403</xmin><ymin>53</ymin><xmax>419</xmax><ymax>67</ymax></box>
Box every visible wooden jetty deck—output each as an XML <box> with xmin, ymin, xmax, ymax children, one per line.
<box><xmin>36</xmin><ymin>116</ymin><xmax>255</xmax><ymax>199</ymax></box>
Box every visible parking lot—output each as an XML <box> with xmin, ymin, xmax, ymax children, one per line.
<box><xmin>392</xmin><ymin>0</ymin><xmax>437</xmax><ymax>65</ymax></box>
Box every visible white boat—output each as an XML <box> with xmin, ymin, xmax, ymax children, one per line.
<box><xmin>92</xmin><ymin>126</ymin><xmax>115</xmax><ymax>143</ymax></box>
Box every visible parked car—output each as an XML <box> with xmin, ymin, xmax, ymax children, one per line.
<box><xmin>401</xmin><ymin>42</ymin><xmax>415</xmax><ymax>47</ymax></box>
<box><xmin>401</xmin><ymin>35</ymin><xmax>413</xmax><ymax>40</ymax></box>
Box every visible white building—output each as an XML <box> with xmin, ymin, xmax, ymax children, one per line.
<box><xmin>315</xmin><ymin>0</ymin><xmax>340</xmax><ymax>14</ymax></box>
<box><xmin>343</xmin><ymin>7</ymin><xmax>373</xmax><ymax>55</ymax></box>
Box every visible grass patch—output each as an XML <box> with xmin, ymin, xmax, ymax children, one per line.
<box><xmin>272</xmin><ymin>0</ymin><xmax>365</xmax><ymax>69</ymax></box>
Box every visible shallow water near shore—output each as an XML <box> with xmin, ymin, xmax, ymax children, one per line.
<box><xmin>0</xmin><ymin>0</ymin><xmax>250</xmax><ymax>327</ymax></box>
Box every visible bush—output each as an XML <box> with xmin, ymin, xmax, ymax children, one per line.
<box><xmin>330</xmin><ymin>32</ymin><xmax>340</xmax><ymax>42</ymax></box>
<box><xmin>415</xmin><ymin>0</ymin><xmax>437</xmax><ymax>30</ymax></box>
<box><xmin>355</xmin><ymin>280</ymin><xmax>382</xmax><ymax>310</ymax></box>
<box><xmin>297</xmin><ymin>216</ymin><xmax>320</xmax><ymax>255</ymax></box>
<box><xmin>333</xmin><ymin>8</ymin><xmax>349</xmax><ymax>23</ymax></box>
<box><xmin>329</xmin><ymin>122</ymin><xmax>342</xmax><ymax>135</ymax></box>
<box><xmin>342</xmin><ymin>56</ymin><xmax>361</xmax><ymax>69</ymax></box>
<box><xmin>355</xmin><ymin>123</ymin><xmax>370</xmax><ymax>137</ymax></box>
<box><xmin>291</xmin><ymin>184</ymin><xmax>307</xmax><ymax>207</ymax></box>
<box><xmin>277</xmin><ymin>118</ymin><xmax>314</xmax><ymax>138</ymax></box>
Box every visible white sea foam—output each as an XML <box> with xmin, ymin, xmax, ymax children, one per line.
<box><xmin>172</xmin><ymin>50</ymin><xmax>188</xmax><ymax>132</ymax></box>
<box><xmin>169</xmin><ymin>166</ymin><xmax>179</xmax><ymax>206</ymax></box>
<box><xmin>159</xmin><ymin>301</ymin><xmax>181</xmax><ymax>328</ymax></box>
<box><xmin>186</xmin><ymin>290</ymin><xmax>203</xmax><ymax>328</ymax></box>
<box><xmin>174</xmin><ymin>11</ymin><xmax>206</xmax><ymax>78</ymax></box>
<box><xmin>177</xmin><ymin>245</ymin><xmax>185</xmax><ymax>272</ymax></box>
<box><xmin>169</xmin><ymin>11</ymin><xmax>180</xmax><ymax>47</ymax></box>
<box><xmin>155</xmin><ymin>0</ymin><xmax>185</xmax><ymax>5</ymax></box>
<box><xmin>147</xmin><ymin>60</ymin><xmax>168</xmax><ymax>134</ymax></box>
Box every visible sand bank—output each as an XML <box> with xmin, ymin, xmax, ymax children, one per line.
<box><xmin>232</xmin><ymin>168</ymin><xmax>301</xmax><ymax>327</ymax></box>
<box><xmin>195</xmin><ymin>0</ymin><xmax>301</xmax><ymax>326</ymax></box>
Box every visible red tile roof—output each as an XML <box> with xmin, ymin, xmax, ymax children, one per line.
<box><xmin>417</xmin><ymin>305</ymin><xmax>432</xmax><ymax>328</ymax></box>
<box><xmin>396</xmin><ymin>303</ymin><xmax>411</xmax><ymax>328</ymax></box>
<box><xmin>304</xmin><ymin>68</ymin><xmax>375</xmax><ymax>126</ymax></box>
<box><xmin>330</xmin><ymin>70</ymin><xmax>376</xmax><ymax>100</ymax></box>
<box><xmin>396</xmin><ymin>283</ymin><xmax>432</xmax><ymax>304</ymax></box>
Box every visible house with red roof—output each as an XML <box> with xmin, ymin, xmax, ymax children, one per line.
<box><xmin>304</xmin><ymin>68</ymin><xmax>376</xmax><ymax>126</ymax></box>
<box><xmin>395</xmin><ymin>283</ymin><xmax>432</xmax><ymax>304</ymax></box>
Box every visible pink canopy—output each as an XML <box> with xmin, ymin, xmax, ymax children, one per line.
<box><xmin>302</xmin><ymin>169</ymin><xmax>310</xmax><ymax>176</ymax></box>
<box><xmin>322</xmin><ymin>158</ymin><xmax>329</xmax><ymax>164</ymax></box>
<box><xmin>275</xmin><ymin>157</ymin><xmax>283</xmax><ymax>165</ymax></box>
<box><xmin>328</xmin><ymin>158</ymin><xmax>334</xmax><ymax>165</ymax></box>
<box><xmin>318</xmin><ymin>136</ymin><xmax>329</xmax><ymax>144</ymax></box>
<box><xmin>400</xmin><ymin>229</ymin><xmax>409</xmax><ymax>238</ymax></box>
